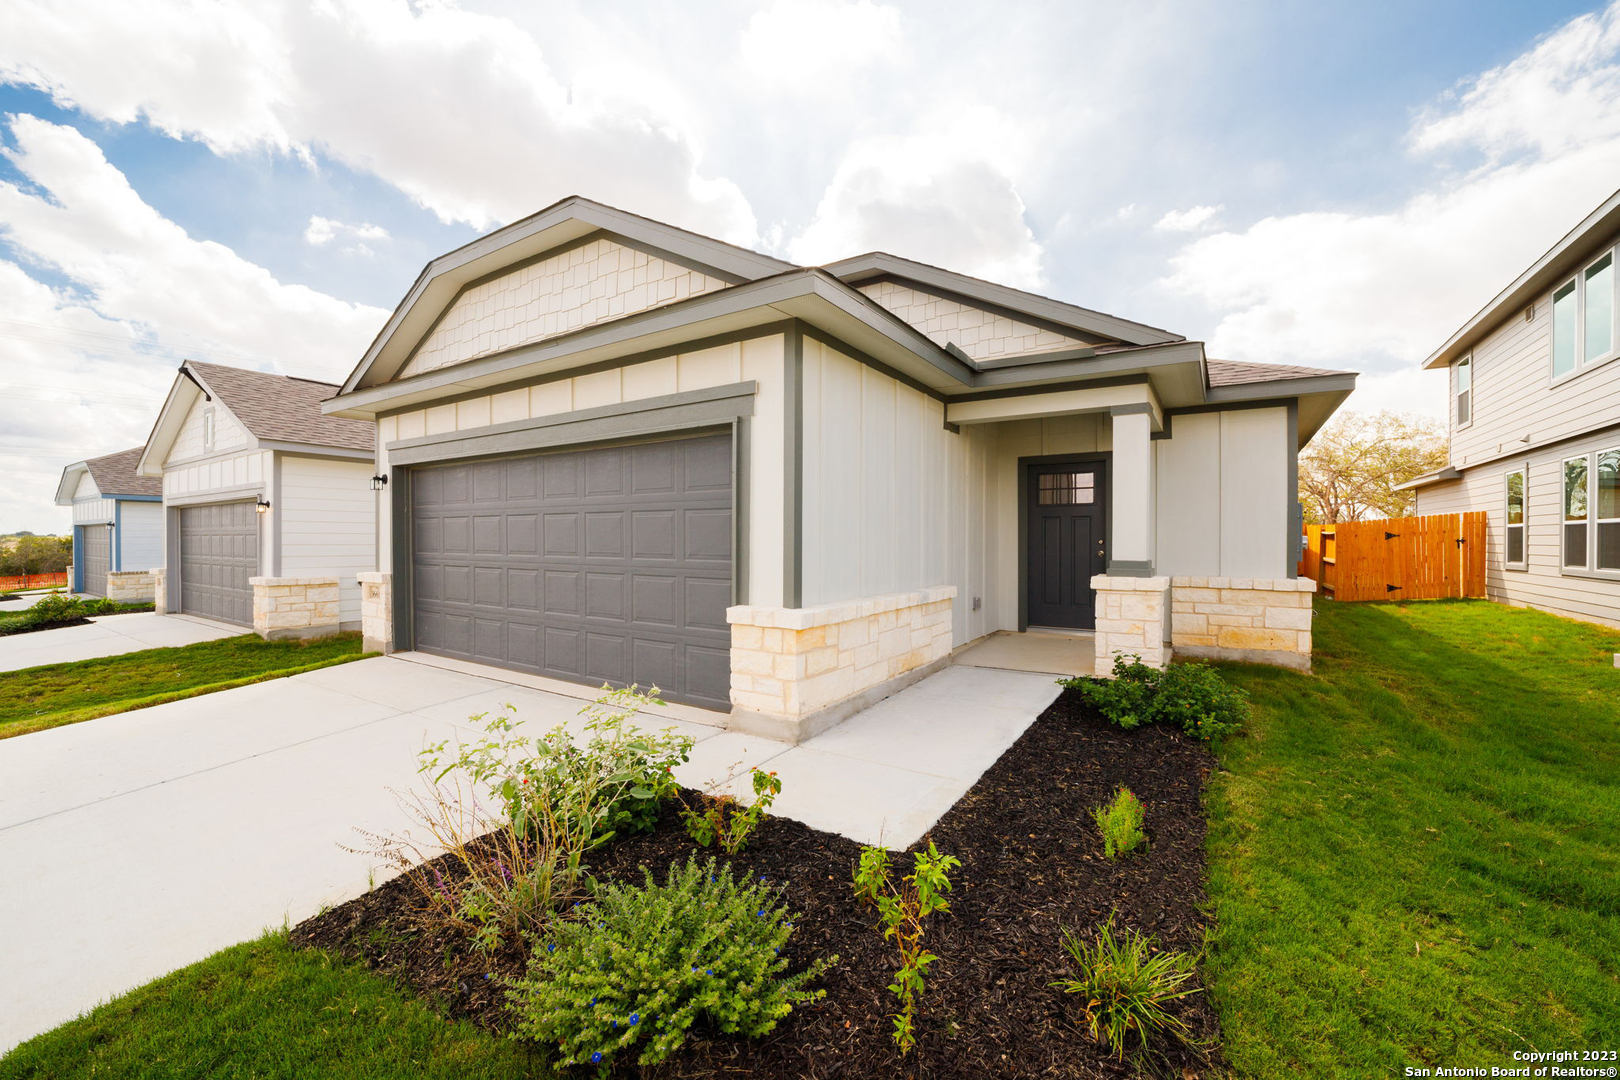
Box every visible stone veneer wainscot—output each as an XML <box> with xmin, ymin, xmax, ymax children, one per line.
<box><xmin>105</xmin><ymin>570</ymin><xmax>157</xmax><ymax>603</ymax></box>
<box><xmin>726</xmin><ymin>586</ymin><xmax>957</xmax><ymax>743</ymax></box>
<box><xmin>1170</xmin><ymin>576</ymin><xmax>1315</xmax><ymax>671</ymax></box>
<box><xmin>250</xmin><ymin>576</ymin><xmax>341</xmax><ymax>641</ymax></box>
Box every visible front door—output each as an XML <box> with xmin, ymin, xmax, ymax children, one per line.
<box><xmin>1025</xmin><ymin>461</ymin><xmax>1107</xmax><ymax>629</ymax></box>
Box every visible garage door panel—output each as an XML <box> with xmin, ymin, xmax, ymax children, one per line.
<box><xmin>412</xmin><ymin>432</ymin><xmax>732</xmax><ymax>710</ymax></box>
<box><xmin>178</xmin><ymin>501</ymin><xmax>256</xmax><ymax>626</ymax></box>
<box><xmin>81</xmin><ymin>525</ymin><xmax>111</xmax><ymax>597</ymax></box>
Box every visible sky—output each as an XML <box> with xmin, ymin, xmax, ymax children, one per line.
<box><xmin>1</xmin><ymin>0</ymin><xmax>1617</xmax><ymax>533</ymax></box>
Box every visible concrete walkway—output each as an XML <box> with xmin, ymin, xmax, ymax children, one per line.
<box><xmin>0</xmin><ymin>612</ymin><xmax>241</xmax><ymax>672</ymax></box>
<box><xmin>0</xmin><ymin>655</ymin><xmax>1058</xmax><ymax>1051</ymax></box>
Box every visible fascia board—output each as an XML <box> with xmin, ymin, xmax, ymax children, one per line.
<box><xmin>136</xmin><ymin>373</ymin><xmax>202</xmax><ymax>478</ymax></box>
<box><xmin>54</xmin><ymin>462</ymin><xmax>89</xmax><ymax>505</ymax></box>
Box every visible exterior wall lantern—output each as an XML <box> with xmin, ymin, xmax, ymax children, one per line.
<box><xmin>255</xmin><ymin>496</ymin><xmax>271</xmax><ymax>514</ymax></box>
<box><xmin>370</xmin><ymin>474</ymin><xmax>389</xmax><ymax>491</ymax></box>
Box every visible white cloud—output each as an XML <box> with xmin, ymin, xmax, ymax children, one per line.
<box><xmin>739</xmin><ymin>0</ymin><xmax>903</xmax><ymax>86</ymax></box>
<box><xmin>0</xmin><ymin>114</ymin><xmax>389</xmax><ymax>531</ymax></box>
<box><xmin>0</xmin><ymin>0</ymin><xmax>758</xmax><ymax>241</ymax></box>
<box><xmin>1153</xmin><ymin>204</ymin><xmax>1223</xmax><ymax>232</ymax></box>
<box><xmin>787</xmin><ymin>113</ymin><xmax>1045</xmax><ymax>288</ymax></box>
<box><xmin>1159</xmin><ymin>1</ymin><xmax>1620</xmax><ymax>410</ymax></box>
<box><xmin>304</xmin><ymin>215</ymin><xmax>389</xmax><ymax>250</ymax></box>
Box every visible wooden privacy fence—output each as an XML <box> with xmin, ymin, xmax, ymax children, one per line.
<box><xmin>1300</xmin><ymin>512</ymin><xmax>1487</xmax><ymax>602</ymax></box>
<box><xmin>0</xmin><ymin>572</ymin><xmax>68</xmax><ymax>592</ymax></box>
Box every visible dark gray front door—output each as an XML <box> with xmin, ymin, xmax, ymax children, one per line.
<box><xmin>178</xmin><ymin>501</ymin><xmax>258</xmax><ymax>626</ymax></box>
<box><xmin>411</xmin><ymin>434</ymin><xmax>734</xmax><ymax>711</ymax></box>
<box><xmin>1026</xmin><ymin>461</ymin><xmax>1107</xmax><ymax>629</ymax></box>
<box><xmin>81</xmin><ymin>525</ymin><xmax>111</xmax><ymax>596</ymax></box>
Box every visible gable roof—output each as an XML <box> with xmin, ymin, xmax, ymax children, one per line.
<box><xmin>1424</xmin><ymin>185</ymin><xmax>1620</xmax><ymax>370</ymax></box>
<box><xmin>54</xmin><ymin>445</ymin><xmax>160</xmax><ymax>504</ymax></box>
<box><xmin>187</xmin><ymin>361</ymin><xmax>373</xmax><ymax>451</ymax></box>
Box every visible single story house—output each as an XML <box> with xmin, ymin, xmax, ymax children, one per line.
<box><xmin>53</xmin><ymin>446</ymin><xmax>163</xmax><ymax>599</ymax></box>
<box><xmin>136</xmin><ymin>360</ymin><xmax>378</xmax><ymax>635</ymax></box>
<box><xmin>1406</xmin><ymin>186</ymin><xmax>1620</xmax><ymax>629</ymax></box>
<box><xmin>322</xmin><ymin>196</ymin><xmax>1353</xmax><ymax>740</ymax></box>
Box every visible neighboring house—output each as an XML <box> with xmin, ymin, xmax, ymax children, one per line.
<box><xmin>1405</xmin><ymin>188</ymin><xmax>1620</xmax><ymax>630</ymax></box>
<box><xmin>322</xmin><ymin>196</ymin><xmax>1353</xmax><ymax>739</ymax></box>
<box><xmin>53</xmin><ymin>447</ymin><xmax>163</xmax><ymax>599</ymax></box>
<box><xmin>136</xmin><ymin>361</ymin><xmax>377</xmax><ymax>633</ymax></box>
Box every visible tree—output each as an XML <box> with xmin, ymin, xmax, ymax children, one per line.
<box><xmin>1298</xmin><ymin>411</ymin><xmax>1449</xmax><ymax>523</ymax></box>
<box><xmin>0</xmin><ymin>535</ymin><xmax>71</xmax><ymax>576</ymax></box>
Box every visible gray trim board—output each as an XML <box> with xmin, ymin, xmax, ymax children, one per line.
<box><xmin>164</xmin><ymin>484</ymin><xmax>267</xmax><ymax>508</ymax></box>
<box><xmin>975</xmin><ymin>345</ymin><xmax>1100</xmax><ymax>370</ymax></box>
<box><xmin>256</xmin><ymin>440</ymin><xmax>376</xmax><ymax>461</ymax></box>
<box><xmin>950</xmin><ymin>373</ymin><xmax>1152</xmax><ymax>404</ymax></box>
<box><xmin>1104</xmin><ymin>559</ymin><xmax>1157</xmax><ymax>577</ymax></box>
<box><xmin>1205</xmin><ymin>373</ymin><xmax>1358</xmax><ymax>402</ymax></box>
<box><xmin>1108</xmin><ymin>403</ymin><xmax>1156</xmax><ymax>417</ymax></box>
<box><xmin>391</xmin><ymin>468</ymin><xmax>412</xmax><ymax>653</ymax></box>
<box><xmin>732</xmin><ymin>416</ymin><xmax>750</xmax><ymax>606</ymax></box>
<box><xmin>784</xmin><ymin>322</ymin><xmax>804</xmax><ymax>608</ymax></box>
<box><xmin>386</xmin><ymin>382</ymin><xmax>757</xmax><ymax>466</ymax></box>
<box><xmin>1286</xmin><ymin>401</ymin><xmax>1300</xmax><ymax>579</ymax></box>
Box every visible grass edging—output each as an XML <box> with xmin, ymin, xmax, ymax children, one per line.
<box><xmin>0</xmin><ymin>650</ymin><xmax>378</xmax><ymax>740</ymax></box>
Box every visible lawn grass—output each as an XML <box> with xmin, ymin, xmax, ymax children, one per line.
<box><xmin>0</xmin><ymin>932</ymin><xmax>547</xmax><ymax>1079</ymax></box>
<box><xmin>1205</xmin><ymin>598</ymin><xmax>1620</xmax><ymax>1077</ymax></box>
<box><xmin>0</xmin><ymin>633</ymin><xmax>370</xmax><ymax>739</ymax></box>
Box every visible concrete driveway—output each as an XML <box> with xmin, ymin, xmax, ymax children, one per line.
<box><xmin>0</xmin><ymin>612</ymin><xmax>241</xmax><ymax>672</ymax></box>
<box><xmin>0</xmin><ymin>655</ymin><xmax>1058</xmax><ymax>1051</ymax></box>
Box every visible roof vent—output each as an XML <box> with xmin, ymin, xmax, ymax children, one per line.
<box><xmin>1525</xmin><ymin>304</ymin><xmax>1535</xmax><ymax>322</ymax></box>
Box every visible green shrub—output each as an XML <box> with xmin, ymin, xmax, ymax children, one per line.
<box><xmin>81</xmin><ymin>596</ymin><xmax>117</xmax><ymax>616</ymax></box>
<box><xmin>506</xmin><ymin>856</ymin><xmax>831</xmax><ymax>1070</ymax></box>
<box><xmin>1051</xmin><ymin>911</ymin><xmax>1202</xmax><ymax>1062</ymax></box>
<box><xmin>682</xmin><ymin>767</ymin><xmax>782</xmax><ymax>853</ymax></box>
<box><xmin>28</xmin><ymin>590</ymin><xmax>85</xmax><ymax>624</ymax></box>
<box><xmin>1061</xmin><ymin>654</ymin><xmax>1248</xmax><ymax>740</ymax></box>
<box><xmin>851</xmin><ymin>840</ymin><xmax>960</xmax><ymax>1054</ymax></box>
<box><xmin>1092</xmin><ymin>786</ymin><xmax>1147</xmax><ymax>859</ymax></box>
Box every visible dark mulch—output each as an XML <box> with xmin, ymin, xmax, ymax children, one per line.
<box><xmin>293</xmin><ymin>689</ymin><xmax>1219</xmax><ymax>1078</ymax></box>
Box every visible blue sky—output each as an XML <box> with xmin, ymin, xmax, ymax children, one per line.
<box><xmin>0</xmin><ymin>0</ymin><xmax>1616</xmax><ymax>531</ymax></box>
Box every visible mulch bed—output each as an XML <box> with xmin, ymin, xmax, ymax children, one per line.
<box><xmin>292</xmin><ymin>689</ymin><xmax>1220</xmax><ymax>1078</ymax></box>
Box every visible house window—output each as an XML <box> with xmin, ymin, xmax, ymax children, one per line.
<box><xmin>1598</xmin><ymin>447</ymin><xmax>1620</xmax><ymax>571</ymax></box>
<box><xmin>1551</xmin><ymin>245</ymin><xmax>1618</xmax><ymax>380</ymax></box>
<box><xmin>1454</xmin><ymin>356</ymin><xmax>1472</xmax><ymax>427</ymax></box>
<box><xmin>1038</xmin><ymin>472</ymin><xmax>1094</xmax><ymax>505</ymax></box>
<box><xmin>1563</xmin><ymin>455</ymin><xmax>1589</xmax><ymax>568</ymax></box>
<box><xmin>202</xmin><ymin>407</ymin><xmax>216</xmax><ymax>453</ymax></box>
<box><xmin>1504</xmin><ymin>467</ymin><xmax>1526</xmax><ymax>568</ymax></box>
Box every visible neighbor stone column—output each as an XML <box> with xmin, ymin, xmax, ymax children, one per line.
<box><xmin>152</xmin><ymin>568</ymin><xmax>167</xmax><ymax>614</ymax></box>
<box><xmin>105</xmin><ymin>570</ymin><xmax>157</xmax><ymax>604</ymax></box>
<box><xmin>358</xmin><ymin>572</ymin><xmax>393</xmax><ymax>654</ymax></box>
<box><xmin>1170</xmin><ymin>576</ymin><xmax>1316</xmax><ymax>671</ymax></box>
<box><xmin>1091</xmin><ymin>575</ymin><xmax>1169</xmax><ymax>672</ymax></box>
<box><xmin>249</xmin><ymin>576</ymin><xmax>341</xmax><ymax>641</ymax></box>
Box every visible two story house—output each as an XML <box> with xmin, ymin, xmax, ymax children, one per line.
<box><xmin>1406</xmin><ymin>188</ymin><xmax>1620</xmax><ymax>629</ymax></box>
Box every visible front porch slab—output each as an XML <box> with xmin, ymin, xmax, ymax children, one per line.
<box><xmin>954</xmin><ymin>630</ymin><xmax>1095</xmax><ymax>677</ymax></box>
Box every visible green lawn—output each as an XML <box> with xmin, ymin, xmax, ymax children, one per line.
<box><xmin>1207</xmin><ymin>598</ymin><xmax>1620</xmax><ymax>1077</ymax></box>
<box><xmin>0</xmin><ymin>633</ymin><xmax>369</xmax><ymax>738</ymax></box>
<box><xmin>0</xmin><ymin>933</ymin><xmax>546</xmax><ymax>1080</ymax></box>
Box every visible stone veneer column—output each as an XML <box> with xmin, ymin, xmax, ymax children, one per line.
<box><xmin>152</xmin><ymin>568</ymin><xmax>167</xmax><ymax>614</ymax></box>
<box><xmin>1169</xmin><ymin>576</ymin><xmax>1315</xmax><ymax>671</ymax></box>
<box><xmin>249</xmin><ymin>576</ymin><xmax>341</xmax><ymax>641</ymax></box>
<box><xmin>726</xmin><ymin>586</ymin><xmax>957</xmax><ymax>744</ymax></box>
<box><xmin>1090</xmin><ymin>575</ymin><xmax>1170</xmax><ymax>673</ymax></box>
<box><xmin>105</xmin><ymin>570</ymin><xmax>158</xmax><ymax>603</ymax></box>
<box><xmin>357</xmin><ymin>572</ymin><xmax>393</xmax><ymax>654</ymax></box>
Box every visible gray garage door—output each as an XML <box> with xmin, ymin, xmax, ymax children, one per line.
<box><xmin>81</xmin><ymin>525</ymin><xmax>110</xmax><ymax>597</ymax></box>
<box><xmin>411</xmin><ymin>434</ymin><xmax>733</xmax><ymax>711</ymax></box>
<box><xmin>178</xmin><ymin>501</ymin><xmax>258</xmax><ymax>626</ymax></box>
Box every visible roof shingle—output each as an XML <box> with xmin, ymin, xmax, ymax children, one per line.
<box><xmin>83</xmin><ymin>446</ymin><xmax>161</xmax><ymax>498</ymax></box>
<box><xmin>1205</xmin><ymin>358</ymin><xmax>1353</xmax><ymax>387</ymax></box>
<box><xmin>189</xmin><ymin>362</ymin><xmax>375</xmax><ymax>452</ymax></box>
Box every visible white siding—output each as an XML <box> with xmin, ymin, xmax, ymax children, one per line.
<box><xmin>801</xmin><ymin>338</ymin><xmax>1001</xmax><ymax>646</ymax></box>
<box><xmin>379</xmin><ymin>334</ymin><xmax>788</xmax><ymax>608</ymax></box>
<box><xmin>73</xmin><ymin>471</ymin><xmax>99</xmax><ymax>499</ymax></box>
<box><xmin>117</xmin><ymin>500</ymin><xmax>164</xmax><ymax>571</ymax></box>
<box><xmin>399</xmin><ymin>238</ymin><xmax>733</xmax><ymax>379</ymax></box>
<box><xmin>858</xmin><ymin>280</ymin><xmax>1091</xmax><ymax>361</ymax></box>
<box><xmin>1416</xmin><ymin>436</ymin><xmax>1620</xmax><ymax>629</ymax></box>
<box><xmin>1154</xmin><ymin>407</ymin><xmax>1291</xmax><ymax>579</ymax></box>
<box><xmin>163</xmin><ymin>449</ymin><xmax>272</xmax><ymax>574</ymax></box>
<box><xmin>167</xmin><ymin>392</ymin><xmax>250</xmax><ymax>465</ymax></box>
<box><xmin>277</xmin><ymin>455</ymin><xmax>377</xmax><ymax>627</ymax></box>
<box><xmin>1451</xmin><ymin>233</ymin><xmax>1620</xmax><ymax>469</ymax></box>
<box><xmin>71</xmin><ymin>497</ymin><xmax>115</xmax><ymax>526</ymax></box>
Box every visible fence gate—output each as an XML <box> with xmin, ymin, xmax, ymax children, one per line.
<box><xmin>1300</xmin><ymin>512</ymin><xmax>1487</xmax><ymax>601</ymax></box>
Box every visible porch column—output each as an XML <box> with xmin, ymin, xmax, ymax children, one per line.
<box><xmin>1107</xmin><ymin>405</ymin><xmax>1155</xmax><ymax>575</ymax></box>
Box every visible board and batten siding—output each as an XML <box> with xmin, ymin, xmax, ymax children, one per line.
<box><xmin>800</xmin><ymin>337</ymin><xmax>999</xmax><ymax>646</ymax></box>
<box><xmin>277</xmin><ymin>455</ymin><xmax>377</xmax><ymax>627</ymax></box>
<box><xmin>1449</xmin><ymin>232</ymin><xmax>1620</xmax><ymax>470</ymax></box>
<box><xmin>1154</xmin><ymin>407</ymin><xmax>1292</xmax><ymax>580</ymax></box>
<box><xmin>377</xmin><ymin>333</ymin><xmax>788</xmax><ymax>609</ymax></box>
<box><xmin>117</xmin><ymin>500</ymin><xmax>165</xmax><ymax>571</ymax></box>
<box><xmin>1417</xmin><ymin>440</ymin><xmax>1620</xmax><ymax>629</ymax></box>
<box><xmin>163</xmin><ymin>450</ymin><xmax>273</xmax><ymax>574</ymax></box>
<box><xmin>71</xmin><ymin>497</ymin><xmax>114</xmax><ymax>526</ymax></box>
<box><xmin>166</xmin><ymin>391</ymin><xmax>251</xmax><ymax>464</ymax></box>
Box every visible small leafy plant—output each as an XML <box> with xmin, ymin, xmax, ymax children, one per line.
<box><xmin>851</xmin><ymin>840</ymin><xmax>961</xmax><ymax>1055</ymax></box>
<box><xmin>1051</xmin><ymin>911</ymin><xmax>1202</xmax><ymax>1062</ymax></box>
<box><xmin>1062</xmin><ymin>654</ymin><xmax>1249</xmax><ymax>741</ymax></box>
<box><xmin>506</xmin><ymin>856</ymin><xmax>831</xmax><ymax>1070</ymax></box>
<box><xmin>1092</xmin><ymin>786</ymin><xmax>1147</xmax><ymax>859</ymax></box>
<box><xmin>682</xmin><ymin>767</ymin><xmax>782</xmax><ymax>854</ymax></box>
